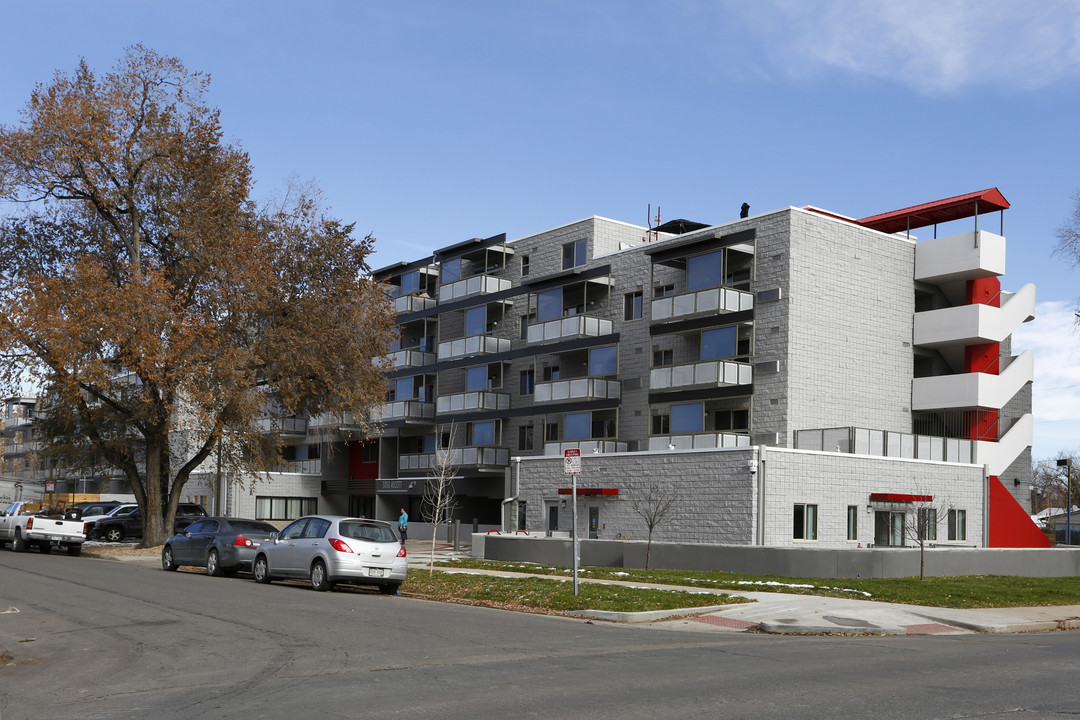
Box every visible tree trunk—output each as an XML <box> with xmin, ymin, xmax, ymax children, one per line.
<box><xmin>646</xmin><ymin>527</ymin><xmax>654</xmax><ymax>570</ymax></box>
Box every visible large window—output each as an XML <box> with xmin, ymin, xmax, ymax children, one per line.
<box><xmin>948</xmin><ymin>509</ymin><xmax>967</xmax><ymax>541</ymax></box>
<box><xmin>670</xmin><ymin>402</ymin><xmax>704</xmax><ymax>434</ymax></box>
<box><xmin>918</xmin><ymin>508</ymin><xmax>938</xmax><ymax>541</ymax></box>
<box><xmin>537</xmin><ymin>288</ymin><xmax>562</xmax><ymax>322</ymax></box>
<box><xmin>400</xmin><ymin>270</ymin><xmax>420</xmax><ymax>296</ymax></box>
<box><xmin>793</xmin><ymin>503</ymin><xmax>818</xmax><ymax>540</ymax></box>
<box><xmin>562</xmin><ymin>239</ymin><xmax>587</xmax><ymax>269</ymax></box>
<box><xmin>687</xmin><ymin>250</ymin><xmax>723</xmax><ymax>291</ymax></box>
<box><xmin>565</xmin><ymin>412</ymin><xmax>591</xmax><ymax>440</ymax></box>
<box><xmin>701</xmin><ymin>326</ymin><xmax>738</xmax><ymax>360</ymax></box>
<box><xmin>395</xmin><ymin>377</ymin><xmax>414</xmax><ymax>401</ymax></box>
<box><xmin>464</xmin><ymin>306</ymin><xmax>486</xmax><ymax>336</ymax></box>
<box><xmin>472</xmin><ymin>421</ymin><xmax>495</xmax><ymax>446</ymax></box>
<box><xmin>441</xmin><ymin>257</ymin><xmax>461</xmax><ymax>283</ymax></box>
<box><xmin>520</xmin><ymin>369</ymin><xmax>535</xmax><ymax>395</ymax></box>
<box><xmin>874</xmin><ymin>511</ymin><xmax>905</xmax><ymax>546</ymax></box>
<box><xmin>589</xmin><ymin>346</ymin><xmax>618</xmax><ymax>376</ymax></box>
<box><xmin>256</xmin><ymin>496</ymin><xmax>317</xmax><ymax>521</ymax></box>
<box><xmin>624</xmin><ymin>291</ymin><xmax>643</xmax><ymax>320</ymax></box>
<box><xmin>466</xmin><ymin>366</ymin><xmax>488</xmax><ymax>391</ymax></box>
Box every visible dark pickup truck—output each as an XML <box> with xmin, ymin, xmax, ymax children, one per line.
<box><xmin>89</xmin><ymin>503</ymin><xmax>208</xmax><ymax>542</ymax></box>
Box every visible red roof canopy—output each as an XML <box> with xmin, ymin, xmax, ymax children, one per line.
<box><xmin>858</xmin><ymin>188</ymin><xmax>1009</xmax><ymax>235</ymax></box>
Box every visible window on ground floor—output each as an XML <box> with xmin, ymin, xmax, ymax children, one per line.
<box><xmin>874</xmin><ymin>511</ymin><xmax>905</xmax><ymax>546</ymax></box>
<box><xmin>256</xmin><ymin>496</ymin><xmax>317</xmax><ymax>521</ymax></box>
<box><xmin>948</xmin><ymin>509</ymin><xmax>967</xmax><ymax>541</ymax></box>
<box><xmin>794</xmin><ymin>503</ymin><xmax>818</xmax><ymax>540</ymax></box>
<box><xmin>847</xmin><ymin>505</ymin><xmax>858</xmax><ymax>541</ymax></box>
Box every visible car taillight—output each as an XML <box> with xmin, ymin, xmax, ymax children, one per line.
<box><xmin>328</xmin><ymin>538</ymin><xmax>354</xmax><ymax>553</ymax></box>
<box><xmin>83</xmin><ymin>523</ymin><xmax>89</xmax><ymax>534</ymax></box>
<box><xmin>397</xmin><ymin>544</ymin><xmax>407</xmax><ymax>558</ymax></box>
<box><xmin>233</xmin><ymin>535</ymin><xmax>254</xmax><ymax>547</ymax></box>
<box><xmin>26</xmin><ymin>517</ymin><xmax>33</xmax><ymax>530</ymax></box>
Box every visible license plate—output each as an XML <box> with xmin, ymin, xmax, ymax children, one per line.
<box><xmin>368</xmin><ymin>567</ymin><xmax>385</xmax><ymax>577</ymax></box>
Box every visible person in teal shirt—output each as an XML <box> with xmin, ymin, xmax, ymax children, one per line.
<box><xmin>398</xmin><ymin>508</ymin><xmax>408</xmax><ymax>542</ymax></box>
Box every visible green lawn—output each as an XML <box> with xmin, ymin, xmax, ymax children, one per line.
<box><xmin>415</xmin><ymin>559</ymin><xmax>1080</xmax><ymax>609</ymax></box>
<box><xmin>402</xmin><ymin>570</ymin><xmax>750</xmax><ymax>615</ymax></box>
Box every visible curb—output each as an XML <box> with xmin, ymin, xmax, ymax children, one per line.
<box><xmin>563</xmin><ymin>604</ymin><xmax>741</xmax><ymax>624</ymax></box>
<box><xmin>758</xmin><ymin>620</ymin><xmax>906</xmax><ymax>636</ymax></box>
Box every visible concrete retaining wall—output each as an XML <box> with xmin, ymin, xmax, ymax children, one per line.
<box><xmin>480</xmin><ymin>534</ymin><xmax>1080</xmax><ymax>578</ymax></box>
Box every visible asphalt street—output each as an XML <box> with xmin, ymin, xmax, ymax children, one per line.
<box><xmin>3</xmin><ymin>548</ymin><xmax>1080</xmax><ymax>720</ymax></box>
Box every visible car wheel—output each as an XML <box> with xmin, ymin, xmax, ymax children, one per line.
<box><xmin>206</xmin><ymin>549</ymin><xmax>223</xmax><ymax>577</ymax></box>
<box><xmin>67</xmin><ymin>545</ymin><xmax>82</xmax><ymax>557</ymax></box>
<box><xmin>379</xmin><ymin>583</ymin><xmax>400</xmax><ymax>595</ymax></box>
<box><xmin>12</xmin><ymin>530</ymin><xmax>26</xmax><ymax>552</ymax></box>
<box><xmin>39</xmin><ymin>542</ymin><xmax>52</xmax><ymax>554</ymax></box>
<box><xmin>310</xmin><ymin>560</ymin><xmax>333</xmax><ymax>592</ymax></box>
<box><xmin>253</xmin><ymin>555</ymin><xmax>271</xmax><ymax>584</ymax></box>
<box><xmin>161</xmin><ymin>545</ymin><xmax>179</xmax><ymax>571</ymax></box>
<box><xmin>104</xmin><ymin>526</ymin><xmax>124</xmax><ymax>543</ymax></box>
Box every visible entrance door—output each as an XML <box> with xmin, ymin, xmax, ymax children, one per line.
<box><xmin>874</xmin><ymin>511</ymin><xmax>906</xmax><ymax>547</ymax></box>
<box><xmin>588</xmin><ymin>506</ymin><xmax>599</xmax><ymax>539</ymax></box>
<box><xmin>547</xmin><ymin>503</ymin><xmax>559</xmax><ymax>532</ymax></box>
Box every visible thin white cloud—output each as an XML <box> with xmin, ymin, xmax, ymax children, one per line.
<box><xmin>1013</xmin><ymin>300</ymin><xmax>1080</xmax><ymax>458</ymax></box>
<box><xmin>722</xmin><ymin>0</ymin><xmax>1080</xmax><ymax>93</ymax></box>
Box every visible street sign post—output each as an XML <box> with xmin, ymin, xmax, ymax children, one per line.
<box><xmin>564</xmin><ymin>449</ymin><xmax>581</xmax><ymax>595</ymax></box>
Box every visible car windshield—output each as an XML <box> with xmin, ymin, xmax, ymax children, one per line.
<box><xmin>339</xmin><ymin>521</ymin><xmax>398</xmax><ymax>543</ymax></box>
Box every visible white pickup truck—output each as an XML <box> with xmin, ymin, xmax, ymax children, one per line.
<box><xmin>0</xmin><ymin>502</ymin><xmax>87</xmax><ymax>556</ymax></box>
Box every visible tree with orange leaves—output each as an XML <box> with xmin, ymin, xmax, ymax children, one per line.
<box><xmin>0</xmin><ymin>46</ymin><xmax>395</xmax><ymax>546</ymax></box>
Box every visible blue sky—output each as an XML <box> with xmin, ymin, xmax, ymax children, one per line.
<box><xmin>2</xmin><ymin>0</ymin><xmax>1078</xmax><ymax>460</ymax></box>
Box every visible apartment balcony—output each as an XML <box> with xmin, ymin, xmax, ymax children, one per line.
<box><xmin>438</xmin><ymin>335</ymin><xmax>512</xmax><ymax>361</ymax></box>
<box><xmin>439</xmin><ymin>275</ymin><xmax>512</xmax><ymax>303</ymax></box>
<box><xmin>527</xmin><ymin>315</ymin><xmax>612</xmax><ymax>344</ymax></box>
<box><xmin>268</xmin><ymin>458</ymin><xmax>322</xmax><ymax>475</ymax></box>
<box><xmin>913</xmin><ymin>283</ymin><xmax>1035</xmax><ymax>348</ymax></box>
<box><xmin>543</xmin><ymin>440</ymin><xmax>629</xmax><ymax>455</ymax></box>
<box><xmin>534</xmin><ymin>378</ymin><xmax>621</xmax><ymax>404</ymax></box>
<box><xmin>914</xmin><ymin>230</ymin><xmax>1006</xmax><ymax>285</ymax></box>
<box><xmin>648</xmin><ymin>433</ymin><xmax>750</xmax><ymax>451</ymax></box>
<box><xmin>256</xmin><ymin>417</ymin><xmax>309</xmax><ymax>435</ymax></box>
<box><xmin>912</xmin><ymin>350</ymin><xmax>1033</xmax><ymax>412</ymax></box>
<box><xmin>398</xmin><ymin>446</ymin><xmax>510</xmax><ymax>472</ymax></box>
<box><xmin>389</xmin><ymin>349</ymin><xmax>437</xmax><ymax>369</ymax></box>
<box><xmin>794</xmin><ymin>427</ymin><xmax>975</xmax><ymax>464</ymax></box>
<box><xmin>380</xmin><ymin>400</ymin><xmax>436</xmax><ymax>423</ymax></box>
<box><xmin>651</xmin><ymin>287</ymin><xmax>753</xmax><ymax>323</ymax></box>
<box><xmin>436</xmin><ymin>391</ymin><xmax>511</xmax><ymax>414</ymax></box>
<box><xmin>394</xmin><ymin>294</ymin><xmax>437</xmax><ymax>314</ymax></box>
<box><xmin>649</xmin><ymin>359</ymin><xmax>752</xmax><ymax>391</ymax></box>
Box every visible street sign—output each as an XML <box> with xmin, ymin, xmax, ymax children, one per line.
<box><xmin>564</xmin><ymin>448</ymin><xmax>581</xmax><ymax>475</ymax></box>
<box><xmin>45</xmin><ymin>480</ymin><xmax>55</xmax><ymax>493</ymax></box>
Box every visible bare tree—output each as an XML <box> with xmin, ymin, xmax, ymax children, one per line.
<box><xmin>629</xmin><ymin>479</ymin><xmax>680</xmax><ymax>570</ymax></box>
<box><xmin>902</xmin><ymin>494</ymin><xmax>953</xmax><ymax>581</ymax></box>
<box><xmin>1055</xmin><ymin>192</ymin><xmax>1080</xmax><ymax>323</ymax></box>
<box><xmin>1032</xmin><ymin>451</ymin><xmax>1080</xmax><ymax>513</ymax></box>
<box><xmin>421</xmin><ymin>422</ymin><xmax>459</xmax><ymax>574</ymax></box>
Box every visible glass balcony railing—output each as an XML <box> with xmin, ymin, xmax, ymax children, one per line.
<box><xmin>394</xmin><ymin>295</ymin><xmax>437</xmax><ymax>313</ymax></box>
<box><xmin>399</xmin><ymin>446</ymin><xmax>510</xmax><ymax>471</ymax></box>
<box><xmin>380</xmin><ymin>400</ymin><xmax>436</xmax><ymax>423</ymax></box>
<box><xmin>436</xmin><ymin>391</ymin><xmax>511</xmax><ymax>414</ymax></box>
<box><xmin>543</xmin><ymin>440</ymin><xmax>628</xmax><ymax>455</ymax></box>
<box><xmin>534</xmin><ymin>378</ymin><xmax>621</xmax><ymax>403</ymax></box>
<box><xmin>437</xmin><ymin>335</ymin><xmax>511</xmax><ymax>361</ymax></box>
<box><xmin>389</xmin><ymin>349</ymin><xmax>437</xmax><ymax>369</ymax></box>
<box><xmin>439</xmin><ymin>275</ymin><xmax>512</xmax><ymax>303</ymax></box>
<box><xmin>268</xmin><ymin>458</ymin><xmax>322</xmax><ymax>475</ymax></box>
<box><xmin>526</xmin><ymin>315</ymin><xmax>613</xmax><ymax>344</ymax></box>
<box><xmin>648</xmin><ymin>433</ymin><xmax>750</xmax><ymax>451</ymax></box>
<box><xmin>649</xmin><ymin>360</ymin><xmax>752</xmax><ymax>390</ymax></box>
<box><xmin>651</xmin><ymin>287</ymin><xmax>753</xmax><ymax>322</ymax></box>
<box><xmin>257</xmin><ymin>417</ymin><xmax>309</xmax><ymax>435</ymax></box>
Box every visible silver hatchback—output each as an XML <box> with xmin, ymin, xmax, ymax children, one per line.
<box><xmin>251</xmin><ymin>515</ymin><xmax>407</xmax><ymax>594</ymax></box>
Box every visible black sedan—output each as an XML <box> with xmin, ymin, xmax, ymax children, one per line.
<box><xmin>91</xmin><ymin>503</ymin><xmax>207</xmax><ymax>542</ymax></box>
<box><xmin>162</xmin><ymin>517</ymin><xmax>280</xmax><ymax>576</ymax></box>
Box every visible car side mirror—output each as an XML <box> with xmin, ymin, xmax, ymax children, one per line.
<box><xmin>269</xmin><ymin>532</ymin><xmax>279</xmax><ymax>542</ymax></box>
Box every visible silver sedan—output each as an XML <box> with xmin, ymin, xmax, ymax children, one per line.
<box><xmin>251</xmin><ymin>515</ymin><xmax>407</xmax><ymax>594</ymax></box>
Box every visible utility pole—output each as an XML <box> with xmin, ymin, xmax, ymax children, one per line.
<box><xmin>1059</xmin><ymin>458</ymin><xmax>1073</xmax><ymax>545</ymax></box>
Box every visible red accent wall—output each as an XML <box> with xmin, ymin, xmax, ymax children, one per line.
<box><xmin>988</xmin><ymin>476</ymin><xmax>1051</xmax><ymax>548</ymax></box>
<box><xmin>349</xmin><ymin>440</ymin><xmax>379</xmax><ymax>481</ymax></box>
<box><xmin>966</xmin><ymin>277</ymin><xmax>1001</xmax><ymax>307</ymax></box>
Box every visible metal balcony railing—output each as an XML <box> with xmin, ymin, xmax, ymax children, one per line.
<box><xmin>651</xmin><ymin>287</ymin><xmax>753</xmax><ymax>323</ymax></box>
<box><xmin>436</xmin><ymin>391</ymin><xmax>511</xmax><ymax>414</ymax></box>
<box><xmin>399</xmin><ymin>446</ymin><xmax>510</xmax><ymax>471</ymax></box>
<box><xmin>389</xmin><ymin>349</ymin><xmax>437</xmax><ymax>369</ymax></box>
<box><xmin>380</xmin><ymin>400</ymin><xmax>436</xmax><ymax>423</ymax></box>
<box><xmin>527</xmin><ymin>315</ymin><xmax>612</xmax><ymax>344</ymax></box>
<box><xmin>439</xmin><ymin>275</ymin><xmax>512</xmax><ymax>303</ymax></box>
<box><xmin>650</xmin><ymin>359</ymin><xmax>752</xmax><ymax>390</ymax></box>
<box><xmin>534</xmin><ymin>378</ymin><xmax>621</xmax><ymax>403</ymax></box>
<box><xmin>648</xmin><ymin>433</ymin><xmax>750</xmax><ymax>451</ymax></box>
<box><xmin>437</xmin><ymin>335</ymin><xmax>511</xmax><ymax>361</ymax></box>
